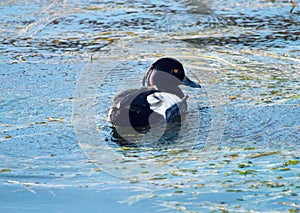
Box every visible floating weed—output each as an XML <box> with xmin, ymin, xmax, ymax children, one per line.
<box><xmin>250</xmin><ymin>151</ymin><xmax>281</xmax><ymax>158</ymax></box>
<box><xmin>150</xmin><ymin>177</ymin><xmax>168</xmax><ymax>181</ymax></box>
<box><xmin>225</xmin><ymin>172</ymin><xmax>231</xmax><ymax>176</ymax></box>
<box><xmin>262</xmin><ymin>99</ymin><xmax>273</xmax><ymax>104</ymax></box>
<box><xmin>4</xmin><ymin>135</ymin><xmax>12</xmax><ymax>139</ymax></box>
<box><xmin>33</xmin><ymin>121</ymin><xmax>47</xmax><ymax>125</ymax></box>
<box><xmin>239</xmin><ymin>76</ymin><xmax>254</xmax><ymax>81</ymax></box>
<box><xmin>86</xmin><ymin>6</ymin><xmax>103</xmax><ymax>11</ymax></box>
<box><xmin>233</xmin><ymin>170</ymin><xmax>257</xmax><ymax>175</ymax></box>
<box><xmin>197</xmin><ymin>183</ymin><xmax>205</xmax><ymax>188</ymax></box>
<box><xmin>271</xmin><ymin>167</ymin><xmax>291</xmax><ymax>171</ymax></box>
<box><xmin>290</xmin><ymin>94</ymin><xmax>300</xmax><ymax>99</ymax></box>
<box><xmin>178</xmin><ymin>169</ymin><xmax>198</xmax><ymax>174</ymax></box>
<box><xmin>93</xmin><ymin>37</ymin><xmax>114</xmax><ymax>42</ymax></box>
<box><xmin>228</xmin><ymin>153</ymin><xmax>239</xmax><ymax>159</ymax></box>
<box><xmin>168</xmin><ymin>149</ymin><xmax>189</xmax><ymax>155</ymax></box>
<box><xmin>217</xmin><ymin>206</ymin><xmax>230</xmax><ymax>213</ymax></box>
<box><xmin>238</xmin><ymin>161</ymin><xmax>252</xmax><ymax>168</ymax></box>
<box><xmin>266</xmin><ymin>181</ymin><xmax>284</xmax><ymax>188</ymax></box>
<box><xmin>238</xmin><ymin>164</ymin><xmax>247</xmax><ymax>168</ymax></box>
<box><xmin>170</xmin><ymin>171</ymin><xmax>180</xmax><ymax>176</ymax></box>
<box><xmin>119</xmin><ymin>146</ymin><xmax>135</xmax><ymax>151</ymax></box>
<box><xmin>174</xmin><ymin>190</ymin><xmax>184</xmax><ymax>194</ymax></box>
<box><xmin>229</xmin><ymin>96</ymin><xmax>237</xmax><ymax>100</ymax></box>
<box><xmin>271</xmin><ymin>90</ymin><xmax>280</xmax><ymax>95</ymax></box>
<box><xmin>173</xmin><ymin>184</ymin><xmax>184</xmax><ymax>189</ymax></box>
<box><xmin>289</xmin><ymin>209</ymin><xmax>300</xmax><ymax>213</ymax></box>
<box><xmin>153</xmin><ymin>53</ymin><xmax>165</xmax><ymax>58</ymax></box>
<box><xmin>223</xmin><ymin>160</ymin><xmax>231</xmax><ymax>164</ymax></box>
<box><xmin>284</xmin><ymin>160</ymin><xmax>299</xmax><ymax>166</ymax></box>
<box><xmin>226</xmin><ymin>189</ymin><xmax>243</xmax><ymax>192</ymax></box>
<box><xmin>0</xmin><ymin>168</ymin><xmax>11</xmax><ymax>173</ymax></box>
<box><xmin>249</xmin><ymin>184</ymin><xmax>259</xmax><ymax>189</ymax></box>
<box><xmin>277</xmin><ymin>176</ymin><xmax>283</xmax><ymax>179</ymax></box>
<box><xmin>124</xmin><ymin>31</ymin><xmax>137</xmax><ymax>36</ymax></box>
<box><xmin>278</xmin><ymin>201</ymin><xmax>300</xmax><ymax>211</ymax></box>
<box><xmin>121</xmin><ymin>159</ymin><xmax>137</xmax><ymax>163</ymax></box>
<box><xmin>244</xmin><ymin>147</ymin><xmax>255</xmax><ymax>151</ymax></box>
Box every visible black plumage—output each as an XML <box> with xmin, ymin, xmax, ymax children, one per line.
<box><xmin>108</xmin><ymin>57</ymin><xmax>201</xmax><ymax>129</ymax></box>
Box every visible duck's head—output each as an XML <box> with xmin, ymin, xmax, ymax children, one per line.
<box><xmin>143</xmin><ymin>57</ymin><xmax>201</xmax><ymax>89</ymax></box>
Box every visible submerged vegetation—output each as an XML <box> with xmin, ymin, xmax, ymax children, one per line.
<box><xmin>0</xmin><ymin>0</ymin><xmax>299</xmax><ymax>212</ymax></box>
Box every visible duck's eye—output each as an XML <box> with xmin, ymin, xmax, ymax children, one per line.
<box><xmin>173</xmin><ymin>69</ymin><xmax>179</xmax><ymax>74</ymax></box>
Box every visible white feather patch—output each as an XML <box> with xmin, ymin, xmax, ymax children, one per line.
<box><xmin>107</xmin><ymin>108</ymin><xmax>113</xmax><ymax>122</ymax></box>
<box><xmin>147</xmin><ymin>92</ymin><xmax>181</xmax><ymax>119</ymax></box>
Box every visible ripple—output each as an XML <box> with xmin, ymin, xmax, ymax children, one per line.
<box><xmin>1</xmin><ymin>0</ymin><xmax>300</xmax><ymax>212</ymax></box>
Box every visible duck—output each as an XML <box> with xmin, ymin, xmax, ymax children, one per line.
<box><xmin>108</xmin><ymin>57</ymin><xmax>201</xmax><ymax>130</ymax></box>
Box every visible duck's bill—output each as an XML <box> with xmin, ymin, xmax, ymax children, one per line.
<box><xmin>182</xmin><ymin>76</ymin><xmax>201</xmax><ymax>88</ymax></box>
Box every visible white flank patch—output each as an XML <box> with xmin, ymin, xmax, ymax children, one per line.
<box><xmin>147</xmin><ymin>92</ymin><xmax>181</xmax><ymax>119</ymax></box>
<box><xmin>107</xmin><ymin>108</ymin><xmax>113</xmax><ymax>121</ymax></box>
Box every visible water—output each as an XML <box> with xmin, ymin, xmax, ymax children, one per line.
<box><xmin>1</xmin><ymin>0</ymin><xmax>299</xmax><ymax>212</ymax></box>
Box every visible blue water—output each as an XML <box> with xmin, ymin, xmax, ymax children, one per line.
<box><xmin>0</xmin><ymin>0</ymin><xmax>299</xmax><ymax>212</ymax></box>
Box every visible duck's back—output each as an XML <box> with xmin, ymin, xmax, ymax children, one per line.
<box><xmin>110</xmin><ymin>86</ymin><xmax>188</xmax><ymax>128</ymax></box>
<box><xmin>108</xmin><ymin>87</ymin><xmax>162</xmax><ymax>127</ymax></box>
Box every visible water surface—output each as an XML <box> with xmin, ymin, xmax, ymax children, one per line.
<box><xmin>0</xmin><ymin>0</ymin><xmax>299</xmax><ymax>212</ymax></box>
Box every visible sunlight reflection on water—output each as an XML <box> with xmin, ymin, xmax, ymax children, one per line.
<box><xmin>0</xmin><ymin>0</ymin><xmax>299</xmax><ymax>212</ymax></box>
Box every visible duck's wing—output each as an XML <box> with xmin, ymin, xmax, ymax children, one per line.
<box><xmin>165</xmin><ymin>95</ymin><xmax>188</xmax><ymax>122</ymax></box>
<box><xmin>108</xmin><ymin>89</ymin><xmax>140</xmax><ymax>125</ymax></box>
<box><xmin>147</xmin><ymin>92</ymin><xmax>188</xmax><ymax>121</ymax></box>
<box><xmin>108</xmin><ymin>87</ymin><xmax>159</xmax><ymax>127</ymax></box>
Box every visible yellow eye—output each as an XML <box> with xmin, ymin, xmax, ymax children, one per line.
<box><xmin>173</xmin><ymin>69</ymin><xmax>178</xmax><ymax>74</ymax></box>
